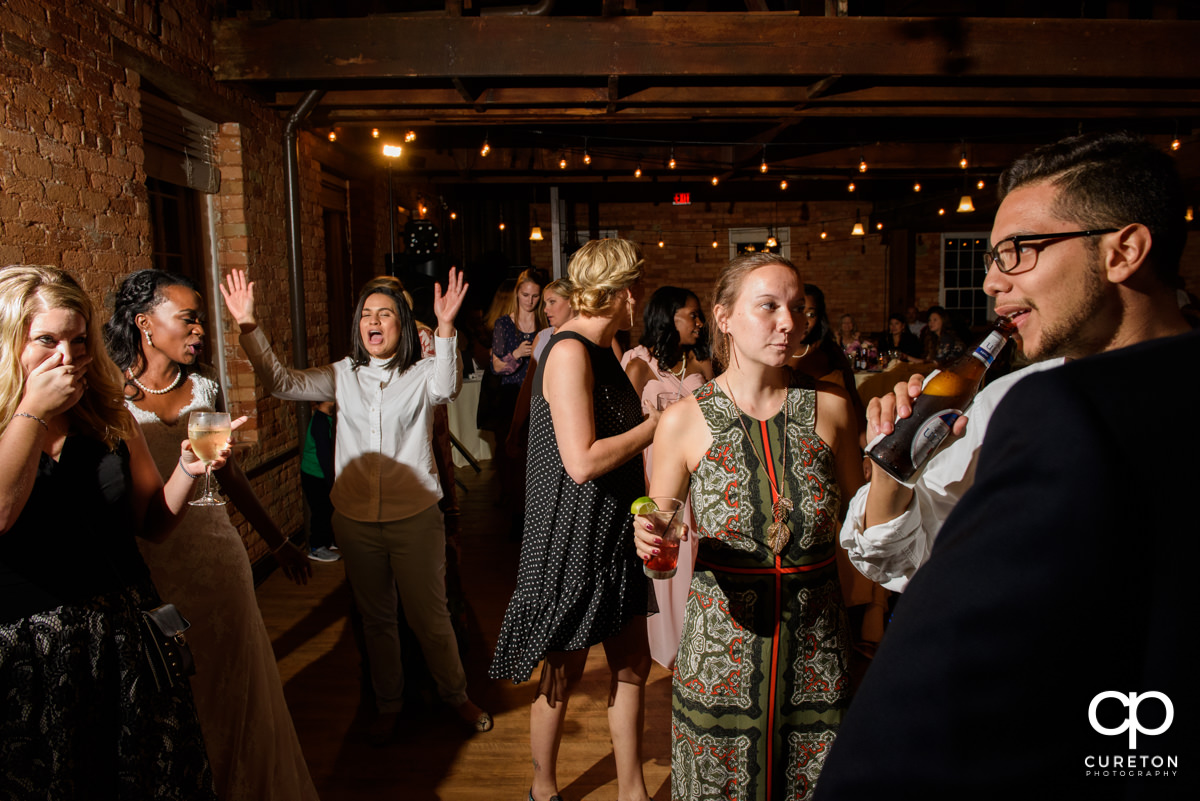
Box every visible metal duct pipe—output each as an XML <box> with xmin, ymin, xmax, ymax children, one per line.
<box><xmin>282</xmin><ymin>89</ymin><xmax>324</xmax><ymax>442</ymax></box>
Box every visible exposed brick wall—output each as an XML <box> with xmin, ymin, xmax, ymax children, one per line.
<box><xmin>0</xmin><ymin>0</ymin><xmax>326</xmax><ymax>562</ymax></box>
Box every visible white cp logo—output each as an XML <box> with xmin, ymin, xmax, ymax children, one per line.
<box><xmin>1088</xmin><ymin>691</ymin><xmax>1174</xmax><ymax>749</ymax></box>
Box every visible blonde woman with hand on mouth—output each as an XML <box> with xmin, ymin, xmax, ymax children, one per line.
<box><xmin>221</xmin><ymin>268</ymin><xmax>491</xmax><ymax>745</ymax></box>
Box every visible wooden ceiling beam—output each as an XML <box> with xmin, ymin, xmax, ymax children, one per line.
<box><xmin>214</xmin><ymin>16</ymin><xmax>1200</xmax><ymax>82</ymax></box>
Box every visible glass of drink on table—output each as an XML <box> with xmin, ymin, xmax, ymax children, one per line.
<box><xmin>634</xmin><ymin>496</ymin><xmax>685</xmax><ymax>579</ymax></box>
<box><xmin>656</xmin><ymin>391</ymin><xmax>684</xmax><ymax>411</ymax></box>
<box><xmin>187</xmin><ymin>410</ymin><xmax>231</xmax><ymax>507</ymax></box>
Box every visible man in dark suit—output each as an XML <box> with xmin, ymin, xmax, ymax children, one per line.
<box><xmin>816</xmin><ymin>132</ymin><xmax>1196</xmax><ymax>797</ymax></box>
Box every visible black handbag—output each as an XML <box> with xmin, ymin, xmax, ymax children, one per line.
<box><xmin>139</xmin><ymin>603</ymin><xmax>196</xmax><ymax>691</ymax></box>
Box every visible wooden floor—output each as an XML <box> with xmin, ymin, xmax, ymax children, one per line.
<box><xmin>256</xmin><ymin>461</ymin><xmax>675</xmax><ymax>801</ymax></box>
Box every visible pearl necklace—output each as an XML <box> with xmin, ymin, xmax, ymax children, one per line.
<box><xmin>667</xmin><ymin>351</ymin><xmax>687</xmax><ymax>379</ymax></box>
<box><xmin>130</xmin><ymin>368</ymin><xmax>183</xmax><ymax>395</ymax></box>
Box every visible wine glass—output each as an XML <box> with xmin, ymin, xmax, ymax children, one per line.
<box><xmin>187</xmin><ymin>410</ymin><xmax>231</xmax><ymax>507</ymax></box>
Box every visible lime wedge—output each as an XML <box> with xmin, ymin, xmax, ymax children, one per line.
<box><xmin>630</xmin><ymin>496</ymin><xmax>657</xmax><ymax>515</ymax></box>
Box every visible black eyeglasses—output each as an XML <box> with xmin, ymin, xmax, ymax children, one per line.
<box><xmin>982</xmin><ymin>229</ymin><xmax>1119</xmax><ymax>274</ymax></box>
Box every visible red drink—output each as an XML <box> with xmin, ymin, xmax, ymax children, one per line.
<box><xmin>644</xmin><ymin>536</ymin><xmax>681</xmax><ymax>579</ymax></box>
<box><xmin>641</xmin><ymin>497</ymin><xmax>684</xmax><ymax>580</ymax></box>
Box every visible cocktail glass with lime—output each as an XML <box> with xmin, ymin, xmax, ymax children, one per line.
<box><xmin>632</xmin><ymin>496</ymin><xmax>685</xmax><ymax>579</ymax></box>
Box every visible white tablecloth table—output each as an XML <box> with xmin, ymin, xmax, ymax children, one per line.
<box><xmin>448</xmin><ymin>374</ymin><xmax>494</xmax><ymax>468</ymax></box>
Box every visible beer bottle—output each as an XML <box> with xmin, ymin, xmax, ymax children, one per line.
<box><xmin>866</xmin><ymin>316</ymin><xmax>1017</xmax><ymax>482</ymax></box>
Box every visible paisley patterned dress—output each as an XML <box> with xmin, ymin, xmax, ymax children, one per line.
<box><xmin>672</xmin><ymin>379</ymin><xmax>850</xmax><ymax>801</ymax></box>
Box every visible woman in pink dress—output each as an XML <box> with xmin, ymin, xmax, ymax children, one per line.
<box><xmin>620</xmin><ymin>286</ymin><xmax>714</xmax><ymax>668</ymax></box>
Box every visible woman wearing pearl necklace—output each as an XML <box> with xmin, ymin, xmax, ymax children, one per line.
<box><xmin>104</xmin><ymin>270</ymin><xmax>317</xmax><ymax>801</ymax></box>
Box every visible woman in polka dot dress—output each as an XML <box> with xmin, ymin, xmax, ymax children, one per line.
<box><xmin>490</xmin><ymin>239</ymin><xmax>660</xmax><ymax>801</ymax></box>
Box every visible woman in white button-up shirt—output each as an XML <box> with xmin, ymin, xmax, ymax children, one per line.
<box><xmin>221</xmin><ymin>268</ymin><xmax>491</xmax><ymax>743</ymax></box>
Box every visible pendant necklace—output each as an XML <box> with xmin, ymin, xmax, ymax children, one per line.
<box><xmin>129</xmin><ymin>367</ymin><xmax>183</xmax><ymax>395</ymax></box>
<box><xmin>724</xmin><ymin>381</ymin><xmax>793</xmax><ymax>555</ymax></box>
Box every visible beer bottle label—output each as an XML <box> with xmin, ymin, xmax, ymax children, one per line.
<box><xmin>910</xmin><ymin>409</ymin><xmax>963</xmax><ymax>467</ymax></box>
<box><xmin>970</xmin><ymin>330</ymin><xmax>1008</xmax><ymax>368</ymax></box>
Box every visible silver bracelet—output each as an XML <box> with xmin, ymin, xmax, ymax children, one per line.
<box><xmin>178</xmin><ymin>456</ymin><xmax>203</xmax><ymax>479</ymax></box>
<box><xmin>14</xmin><ymin>412</ymin><xmax>48</xmax><ymax>431</ymax></box>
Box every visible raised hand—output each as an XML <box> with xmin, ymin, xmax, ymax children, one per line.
<box><xmin>433</xmin><ymin>267</ymin><xmax>469</xmax><ymax>337</ymax></box>
<box><xmin>220</xmin><ymin>269</ymin><xmax>257</xmax><ymax>330</ymax></box>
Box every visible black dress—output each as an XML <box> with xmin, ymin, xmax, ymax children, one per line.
<box><xmin>0</xmin><ymin>434</ymin><xmax>216</xmax><ymax>800</ymax></box>
<box><xmin>489</xmin><ymin>331</ymin><xmax>650</xmax><ymax>683</ymax></box>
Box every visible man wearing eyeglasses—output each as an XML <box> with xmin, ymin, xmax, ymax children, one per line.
<box><xmin>818</xmin><ymin>133</ymin><xmax>1197</xmax><ymax>796</ymax></box>
<box><xmin>840</xmin><ymin>132</ymin><xmax>1191</xmax><ymax>592</ymax></box>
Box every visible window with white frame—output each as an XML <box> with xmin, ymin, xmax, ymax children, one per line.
<box><xmin>940</xmin><ymin>233</ymin><xmax>995</xmax><ymax>327</ymax></box>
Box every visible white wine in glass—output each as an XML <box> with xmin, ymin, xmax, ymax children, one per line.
<box><xmin>187</xmin><ymin>410</ymin><xmax>230</xmax><ymax>507</ymax></box>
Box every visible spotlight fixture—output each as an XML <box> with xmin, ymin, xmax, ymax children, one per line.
<box><xmin>382</xmin><ymin>144</ymin><xmax>403</xmax><ymax>158</ymax></box>
<box><xmin>481</xmin><ymin>136</ymin><xmax>491</xmax><ymax>157</ymax></box>
<box><xmin>327</xmin><ymin>131</ymin><xmax>337</xmax><ymax>142</ymax></box>
<box><xmin>779</xmin><ymin>179</ymin><xmax>788</xmax><ymax>191</ymax></box>
<box><xmin>957</xmin><ymin>195</ymin><xmax>976</xmax><ymax>213</ymax></box>
<box><xmin>371</xmin><ymin>128</ymin><xmax>380</xmax><ymax>139</ymax></box>
<box><xmin>913</xmin><ymin>182</ymin><xmax>922</xmax><ymax>192</ymax></box>
<box><xmin>404</xmin><ymin>130</ymin><xmax>416</xmax><ymax>143</ymax></box>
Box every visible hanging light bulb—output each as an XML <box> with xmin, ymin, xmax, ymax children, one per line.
<box><xmin>957</xmin><ymin>194</ymin><xmax>976</xmax><ymax>213</ymax></box>
<box><xmin>938</xmin><ymin>208</ymin><xmax>946</xmax><ymax>216</ymax></box>
<box><xmin>858</xmin><ymin>155</ymin><xmax>868</xmax><ymax>173</ymax></box>
<box><xmin>913</xmin><ymin>182</ymin><xmax>922</xmax><ymax>192</ymax></box>
<box><xmin>371</xmin><ymin>128</ymin><xmax>380</xmax><ymax>139</ymax></box>
<box><xmin>712</xmin><ymin>233</ymin><xmax>719</xmax><ymax>248</ymax></box>
<box><xmin>668</xmin><ymin>147</ymin><xmax>676</xmax><ymax>170</ymax></box>
<box><xmin>405</xmin><ymin>130</ymin><xmax>416</xmax><ymax>143</ymax></box>
<box><xmin>820</xmin><ymin>229</ymin><xmax>828</xmax><ymax>240</ymax></box>
<box><xmin>499</xmin><ymin>220</ymin><xmax>506</xmax><ymax>231</ymax></box>
<box><xmin>848</xmin><ymin>182</ymin><xmax>856</xmax><ymax>192</ymax></box>
<box><xmin>876</xmin><ymin>222</ymin><xmax>884</xmax><ymax>231</ymax></box>
<box><xmin>851</xmin><ymin>209</ymin><xmax>865</xmax><ymax>236</ymax></box>
<box><xmin>760</xmin><ymin>147</ymin><xmax>768</xmax><ymax>174</ymax></box>
<box><xmin>327</xmin><ymin>131</ymin><xmax>337</xmax><ymax>142</ymax></box>
<box><xmin>481</xmin><ymin>136</ymin><xmax>491</xmax><ymax>157</ymax></box>
<box><xmin>658</xmin><ymin>239</ymin><xmax>665</xmax><ymax>248</ymax></box>
<box><xmin>711</xmin><ymin>175</ymin><xmax>719</xmax><ymax>186</ymax></box>
<box><xmin>449</xmin><ymin>211</ymin><xmax>457</xmax><ymax>220</ymax></box>
<box><xmin>583</xmin><ymin>150</ymin><xmax>592</xmax><ymax>165</ymax></box>
<box><xmin>1171</xmin><ymin>138</ymin><xmax>1182</xmax><ymax>151</ymax></box>
<box><xmin>977</xmin><ymin>179</ymin><xmax>985</xmax><ymax>190</ymax></box>
<box><xmin>635</xmin><ymin>163</ymin><xmax>642</xmax><ymax>178</ymax></box>
<box><xmin>559</xmin><ymin>154</ymin><xmax>568</xmax><ymax>169</ymax></box>
<box><xmin>779</xmin><ymin>179</ymin><xmax>788</xmax><ymax>191</ymax></box>
<box><xmin>1185</xmin><ymin>206</ymin><xmax>1194</xmax><ymax>222</ymax></box>
<box><xmin>959</xmin><ymin>151</ymin><xmax>968</xmax><ymax>169</ymax></box>
<box><xmin>766</xmin><ymin>231</ymin><xmax>778</xmax><ymax>249</ymax></box>
<box><xmin>530</xmin><ymin>226</ymin><xmax>543</xmax><ymax>241</ymax></box>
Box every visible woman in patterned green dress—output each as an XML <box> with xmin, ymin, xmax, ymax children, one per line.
<box><xmin>634</xmin><ymin>253</ymin><xmax>864</xmax><ymax>800</ymax></box>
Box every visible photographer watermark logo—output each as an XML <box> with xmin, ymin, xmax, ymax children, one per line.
<box><xmin>1088</xmin><ymin>691</ymin><xmax>1174</xmax><ymax>749</ymax></box>
<box><xmin>1084</xmin><ymin>691</ymin><xmax>1179</xmax><ymax>779</ymax></box>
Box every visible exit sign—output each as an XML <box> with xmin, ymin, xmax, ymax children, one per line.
<box><xmin>673</xmin><ymin>192</ymin><xmax>691</xmax><ymax>206</ymax></box>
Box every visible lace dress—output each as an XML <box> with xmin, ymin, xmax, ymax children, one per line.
<box><xmin>127</xmin><ymin>368</ymin><xmax>319</xmax><ymax>801</ymax></box>
<box><xmin>672</xmin><ymin>380</ymin><xmax>850</xmax><ymax>801</ymax></box>
<box><xmin>0</xmin><ymin>435</ymin><xmax>215</xmax><ymax>800</ymax></box>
